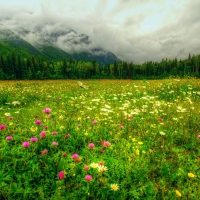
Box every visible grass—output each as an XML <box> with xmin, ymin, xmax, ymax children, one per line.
<box><xmin>0</xmin><ymin>79</ymin><xmax>199</xmax><ymax>199</ymax></box>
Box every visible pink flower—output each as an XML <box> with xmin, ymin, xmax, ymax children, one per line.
<box><xmin>101</xmin><ymin>141</ymin><xmax>111</xmax><ymax>147</ymax></box>
<box><xmin>84</xmin><ymin>166</ymin><xmax>89</xmax><ymax>171</ymax></box>
<box><xmin>6</xmin><ymin>136</ymin><xmax>13</xmax><ymax>140</ymax></box>
<box><xmin>22</xmin><ymin>142</ymin><xmax>30</xmax><ymax>148</ymax></box>
<box><xmin>71</xmin><ymin>153</ymin><xmax>79</xmax><ymax>159</ymax></box>
<box><xmin>52</xmin><ymin>142</ymin><xmax>58</xmax><ymax>146</ymax></box>
<box><xmin>120</xmin><ymin>125</ymin><xmax>124</xmax><ymax>129</ymax></box>
<box><xmin>159</xmin><ymin>118</ymin><xmax>163</xmax><ymax>122</ymax></box>
<box><xmin>92</xmin><ymin>120</ymin><xmax>97</xmax><ymax>125</ymax></box>
<box><xmin>9</xmin><ymin>116</ymin><xmax>13</xmax><ymax>120</ymax></box>
<box><xmin>78</xmin><ymin>124</ymin><xmax>81</xmax><ymax>127</ymax></box>
<box><xmin>41</xmin><ymin>149</ymin><xmax>48</xmax><ymax>156</ymax></box>
<box><xmin>198</xmin><ymin>135</ymin><xmax>200</xmax><ymax>139</ymax></box>
<box><xmin>88</xmin><ymin>143</ymin><xmax>95</xmax><ymax>149</ymax></box>
<box><xmin>35</xmin><ymin>120</ymin><xmax>42</xmax><ymax>125</ymax></box>
<box><xmin>52</xmin><ymin>131</ymin><xmax>58</xmax><ymax>135</ymax></box>
<box><xmin>128</xmin><ymin>118</ymin><xmax>132</xmax><ymax>121</ymax></box>
<box><xmin>43</xmin><ymin>108</ymin><xmax>51</xmax><ymax>114</ymax></box>
<box><xmin>85</xmin><ymin>175</ymin><xmax>93</xmax><ymax>181</ymax></box>
<box><xmin>40</xmin><ymin>131</ymin><xmax>46</xmax><ymax>138</ymax></box>
<box><xmin>30</xmin><ymin>137</ymin><xmax>38</xmax><ymax>142</ymax></box>
<box><xmin>44</xmin><ymin>126</ymin><xmax>48</xmax><ymax>130</ymax></box>
<box><xmin>0</xmin><ymin>124</ymin><xmax>6</xmax><ymax>130</ymax></box>
<box><xmin>63</xmin><ymin>152</ymin><xmax>67</xmax><ymax>157</ymax></box>
<box><xmin>71</xmin><ymin>153</ymin><xmax>81</xmax><ymax>162</ymax></box>
<box><xmin>58</xmin><ymin>171</ymin><xmax>64</xmax><ymax>179</ymax></box>
<box><xmin>47</xmin><ymin>114</ymin><xmax>51</xmax><ymax>118</ymax></box>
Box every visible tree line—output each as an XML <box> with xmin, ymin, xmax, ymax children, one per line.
<box><xmin>0</xmin><ymin>51</ymin><xmax>199</xmax><ymax>80</ymax></box>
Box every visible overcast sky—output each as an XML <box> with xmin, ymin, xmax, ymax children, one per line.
<box><xmin>0</xmin><ymin>0</ymin><xmax>200</xmax><ymax>63</ymax></box>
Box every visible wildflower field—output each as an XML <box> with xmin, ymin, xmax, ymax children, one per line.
<box><xmin>0</xmin><ymin>79</ymin><xmax>200</xmax><ymax>200</ymax></box>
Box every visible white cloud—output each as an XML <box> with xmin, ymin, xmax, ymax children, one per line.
<box><xmin>0</xmin><ymin>0</ymin><xmax>200</xmax><ymax>63</ymax></box>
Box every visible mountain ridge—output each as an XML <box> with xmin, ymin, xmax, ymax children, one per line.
<box><xmin>0</xmin><ymin>23</ymin><xmax>120</xmax><ymax>65</ymax></box>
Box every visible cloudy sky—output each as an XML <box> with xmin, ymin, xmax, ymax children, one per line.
<box><xmin>0</xmin><ymin>0</ymin><xmax>200</xmax><ymax>63</ymax></box>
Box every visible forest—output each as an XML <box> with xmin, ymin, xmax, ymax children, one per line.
<box><xmin>0</xmin><ymin>50</ymin><xmax>199</xmax><ymax>80</ymax></box>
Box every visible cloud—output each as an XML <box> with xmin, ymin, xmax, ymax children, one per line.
<box><xmin>0</xmin><ymin>0</ymin><xmax>199</xmax><ymax>64</ymax></box>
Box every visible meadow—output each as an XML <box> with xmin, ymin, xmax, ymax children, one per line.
<box><xmin>0</xmin><ymin>79</ymin><xmax>199</xmax><ymax>200</ymax></box>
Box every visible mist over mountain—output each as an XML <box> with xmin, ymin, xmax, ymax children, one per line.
<box><xmin>0</xmin><ymin>22</ymin><xmax>120</xmax><ymax>65</ymax></box>
<box><xmin>0</xmin><ymin>23</ymin><xmax>42</xmax><ymax>57</ymax></box>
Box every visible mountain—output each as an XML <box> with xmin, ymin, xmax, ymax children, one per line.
<box><xmin>0</xmin><ymin>23</ymin><xmax>42</xmax><ymax>58</ymax></box>
<box><xmin>72</xmin><ymin>48</ymin><xmax>120</xmax><ymax>66</ymax></box>
<box><xmin>0</xmin><ymin>23</ymin><xmax>120</xmax><ymax>65</ymax></box>
<box><xmin>9</xmin><ymin>24</ymin><xmax>121</xmax><ymax>65</ymax></box>
<box><xmin>0</xmin><ymin>24</ymin><xmax>72</xmax><ymax>61</ymax></box>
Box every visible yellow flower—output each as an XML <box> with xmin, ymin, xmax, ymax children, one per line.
<box><xmin>9</xmin><ymin>122</ymin><xmax>13</xmax><ymax>126</ymax></box>
<box><xmin>188</xmin><ymin>173</ymin><xmax>195</xmax><ymax>178</ymax></box>
<box><xmin>30</xmin><ymin>127</ymin><xmax>38</xmax><ymax>132</ymax></box>
<box><xmin>90</xmin><ymin>163</ymin><xmax>98</xmax><ymax>168</ymax></box>
<box><xmin>138</xmin><ymin>142</ymin><xmax>143</xmax><ymax>145</ymax></box>
<box><xmin>135</xmin><ymin>149</ymin><xmax>140</xmax><ymax>156</ymax></box>
<box><xmin>175</xmin><ymin>190</ymin><xmax>182</xmax><ymax>197</ymax></box>
<box><xmin>111</xmin><ymin>184</ymin><xmax>119</xmax><ymax>191</ymax></box>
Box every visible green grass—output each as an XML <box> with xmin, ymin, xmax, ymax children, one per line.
<box><xmin>0</xmin><ymin>79</ymin><xmax>199</xmax><ymax>199</ymax></box>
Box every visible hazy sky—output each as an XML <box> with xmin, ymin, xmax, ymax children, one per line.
<box><xmin>0</xmin><ymin>0</ymin><xmax>200</xmax><ymax>63</ymax></box>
